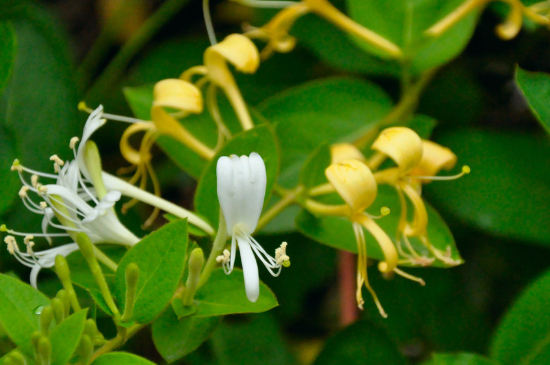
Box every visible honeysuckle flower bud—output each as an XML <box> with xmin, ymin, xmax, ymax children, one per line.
<box><xmin>216</xmin><ymin>152</ymin><xmax>287</xmax><ymax>302</ymax></box>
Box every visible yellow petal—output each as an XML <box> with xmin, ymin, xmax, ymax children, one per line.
<box><xmin>153</xmin><ymin>79</ymin><xmax>203</xmax><ymax>114</ymax></box>
<box><xmin>495</xmin><ymin>0</ymin><xmax>523</xmax><ymax>40</ymax></box>
<box><xmin>371</xmin><ymin>127</ymin><xmax>423</xmax><ymax>176</ymax></box>
<box><xmin>400</xmin><ymin>183</ymin><xmax>429</xmax><ymax>237</ymax></box>
<box><xmin>120</xmin><ymin>122</ymin><xmax>155</xmax><ymax>165</ymax></box>
<box><xmin>410</xmin><ymin>140</ymin><xmax>457</xmax><ymax>179</ymax></box>
<box><xmin>355</xmin><ymin>214</ymin><xmax>398</xmax><ymax>274</ymax></box>
<box><xmin>325</xmin><ymin>159</ymin><xmax>377</xmax><ymax>214</ymax></box>
<box><xmin>205</xmin><ymin>34</ymin><xmax>260</xmax><ymax>79</ymax></box>
<box><xmin>330</xmin><ymin>143</ymin><xmax>366</xmax><ymax>164</ymax></box>
<box><xmin>151</xmin><ymin>106</ymin><xmax>214</xmax><ymax>160</ymax></box>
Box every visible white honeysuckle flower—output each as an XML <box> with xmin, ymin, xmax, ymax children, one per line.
<box><xmin>216</xmin><ymin>152</ymin><xmax>289</xmax><ymax>302</ymax></box>
<box><xmin>4</xmin><ymin>235</ymin><xmax>79</xmax><ymax>288</ymax></box>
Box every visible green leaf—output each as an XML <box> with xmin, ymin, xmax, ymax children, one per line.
<box><xmin>190</xmin><ymin>268</ymin><xmax>278</xmax><ymax>317</ymax></box>
<box><xmin>299</xmin><ymin>144</ymin><xmax>331</xmax><ymax>189</ymax></box>
<box><xmin>0</xmin><ymin>4</ymin><xmax>80</xmax><ymax>218</ymax></box>
<box><xmin>426</xmin><ymin>129</ymin><xmax>550</xmax><ymax>246</ymax></box>
<box><xmin>516</xmin><ymin>67</ymin><xmax>550</xmax><ymax>134</ymax></box>
<box><xmin>66</xmin><ymin>246</ymin><xmax>127</xmax><ymax>315</ymax></box>
<box><xmin>407</xmin><ymin>114</ymin><xmax>437</xmax><ymax>139</ymax></box>
<box><xmin>194</xmin><ymin>124</ymin><xmax>280</xmax><ymax>228</ymax></box>
<box><xmin>491</xmin><ymin>268</ymin><xmax>550</xmax><ymax>365</ymax></box>
<box><xmin>211</xmin><ymin>314</ymin><xmax>297</xmax><ymax>365</ymax></box>
<box><xmin>296</xmin><ymin>185</ymin><xmax>461</xmax><ymax>268</ymax></box>
<box><xmin>258</xmin><ymin>77</ymin><xmax>392</xmax><ymax>188</ymax></box>
<box><xmin>49</xmin><ymin>309</ymin><xmax>88</xmax><ymax>365</ymax></box>
<box><xmin>0</xmin><ymin>22</ymin><xmax>16</xmax><ymax>93</ymax></box>
<box><xmin>346</xmin><ymin>0</ymin><xmax>478</xmax><ymax>73</ymax></box>
<box><xmin>152</xmin><ymin>307</ymin><xmax>220</xmax><ymax>362</ymax></box>
<box><xmin>91</xmin><ymin>352</ymin><xmax>156</xmax><ymax>365</ymax></box>
<box><xmin>0</xmin><ymin>274</ymin><xmax>49</xmax><ymax>354</ymax></box>
<box><xmin>423</xmin><ymin>353</ymin><xmax>497</xmax><ymax>365</ymax></box>
<box><xmin>290</xmin><ymin>14</ymin><xmax>400</xmax><ymax>76</ymax></box>
<box><xmin>114</xmin><ymin>219</ymin><xmax>189</xmax><ymax>324</ymax></box>
<box><xmin>313</xmin><ymin>320</ymin><xmax>407</xmax><ymax>365</ymax></box>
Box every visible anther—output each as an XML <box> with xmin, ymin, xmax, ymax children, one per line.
<box><xmin>275</xmin><ymin>242</ymin><xmax>290</xmax><ymax>267</ymax></box>
<box><xmin>4</xmin><ymin>236</ymin><xmax>18</xmax><ymax>255</ymax></box>
<box><xmin>216</xmin><ymin>249</ymin><xmax>231</xmax><ymax>264</ymax></box>
<box><xmin>70</xmin><ymin>137</ymin><xmax>80</xmax><ymax>149</ymax></box>
<box><xmin>50</xmin><ymin>155</ymin><xmax>65</xmax><ymax>173</ymax></box>
<box><xmin>40</xmin><ymin>202</ymin><xmax>48</xmax><ymax>209</ymax></box>
<box><xmin>381</xmin><ymin>207</ymin><xmax>390</xmax><ymax>216</ymax></box>
<box><xmin>19</xmin><ymin>186</ymin><xmax>29</xmax><ymax>199</ymax></box>
<box><xmin>78</xmin><ymin>101</ymin><xmax>91</xmax><ymax>112</ymax></box>
<box><xmin>0</xmin><ymin>224</ymin><xmax>7</xmax><ymax>232</ymax></box>
<box><xmin>32</xmin><ymin>175</ymin><xmax>39</xmax><ymax>188</ymax></box>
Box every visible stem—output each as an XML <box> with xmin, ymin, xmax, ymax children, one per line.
<box><xmin>90</xmin><ymin>324</ymin><xmax>146</xmax><ymax>362</ymax></box>
<box><xmin>94</xmin><ymin>246</ymin><xmax>119</xmax><ymax>272</ymax></box>
<box><xmin>255</xmin><ymin>185</ymin><xmax>304</xmax><ymax>232</ymax></box>
<box><xmin>353</xmin><ymin>68</ymin><xmax>438</xmax><ymax>149</ymax></box>
<box><xmin>197</xmin><ymin>212</ymin><xmax>228</xmax><ymax>289</ymax></box>
<box><xmin>85</xmin><ymin>0</ymin><xmax>193</xmax><ymax>100</ymax></box>
<box><xmin>102</xmin><ymin>172</ymin><xmax>215</xmax><ymax>235</ymax></box>
<box><xmin>339</xmin><ymin>251</ymin><xmax>358</xmax><ymax>326</ymax></box>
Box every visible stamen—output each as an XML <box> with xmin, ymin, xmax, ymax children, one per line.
<box><xmin>275</xmin><ymin>241</ymin><xmax>290</xmax><ymax>267</ymax></box>
<box><xmin>4</xmin><ymin>235</ymin><xmax>18</xmax><ymax>255</ymax></box>
<box><xmin>40</xmin><ymin>201</ymin><xmax>48</xmax><ymax>209</ymax></box>
<box><xmin>366</xmin><ymin>207</ymin><xmax>391</xmax><ymax>220</ymax></box>
<box><xmin>70</xmin><ymin>137</ymin><xmax>79</xmax><ymax>149</ymax></box>
<box><xmin>216</xmin><ymin>249</ymin><xmax>231</xmax><ymax>264</ymax></box>
<box><xmin>414</xmin><ymin>165</ymin><xmax>470</xmax><ymax>181</ymax></box>
<box><xmin>50</xmin><ymin>155</ymin><xmax>65</xmax><ymax>173</ymax></box>
<box><xmin>393</xmin><ymin>267</ymin><xmax>425</xmax><ymax>286</ymax></box>
<box><xmin>19</xmin><ymin>186</ymin><xmax>29</xmax><ymax>198</ymax></box>
<box><xmin>79</xmin><ymin>101</ymin><xmax>147</xmax><ymax>124</ymax></box>
<box><xmin>0</xmin><ymin>224</ymin><xmax>7</xmax><ymax>232</ymax></box>
<box><xmin>203</xmin><ymin>0</ymin><xmax>217</xmax><ymax>45</ymax></box>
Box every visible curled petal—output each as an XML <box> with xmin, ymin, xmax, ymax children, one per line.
<box><xmin>205</xmin><ymin>34</ymin><xmax>260</xmax><ymax>77</ymax></box>
<box><xmin>400</xmin><ymin>183</ymin><xmax>429</xmax><ymax>237</ymax></box>
<box><xmin>325</xmin><ymin>159</ymin><xmax>377</xmax><ymax>214</ymax></box>
<box><xmin>153</xmin><ymin>79</ymin><xmax>203</xmax><ymax>114</ymax></box>
<box><xmin>330</xmin><ymin>143</ymin><xmax>366</xmax><ymax>164</ymax></box>
<box><xmin>355</xmin><ymin>214</ymin><xmax>398</xmax><ymax>274</ymax></box>
<box><xmin>411</xmin><ymin>140</ymin><xmax>457</xmax><ymax>180</ymax></box>
<box><xmin>372</xmin><ymin>127</ymin><xmax>423</xmax><ymax>176</ymax></box>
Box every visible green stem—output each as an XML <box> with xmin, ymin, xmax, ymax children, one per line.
<box><xmin>197</xmin><ymin>212</ymin><xmax>227</xmax><ymax>289</ymax></box>
<box><xmin>255</xmin><ymin>185</ymin><xmax>304</xmax><ymax>232</ymax></box>
<box><xmin>353</xmin><ymin>67</ymin><xmax>439</xmax><ymax>149</ymax></box>
<box><xmin>93</xmin><ymin>246</ymin><xmax>118</xmax><ymax>272</ymax></box>
<box><xmin>85</xmin><ymin>0</ymin><xmax>193</xmax><ymax>100</ymax></box>
<box><xmin>90</xmin><ymin>324</ymin><xmax>146</xmax><ymax>362</ymax></box>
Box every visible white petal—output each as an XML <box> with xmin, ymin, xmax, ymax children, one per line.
<box><xmin>77</xmin><ymin>105</ymin><xmax>106</xmax><ymax>181</ymax></box>
<box><xmin>30</xmin><ymin>265</ymin><xmax>41</xmax><ymax>289</ymax></box>
<box><xmin>217</xmin><ymin>156</ymin><xmax>237</xmax><ymax>234</ymax></box>
<box><xmin>243</xmin><ymin>152</ymin><xmax>266</xmax><ymax>233</ymax></box>
<box><xmin>237</xmin><ymin>236</ymin><xmax>259</xmax><ymax>302</ymax></box>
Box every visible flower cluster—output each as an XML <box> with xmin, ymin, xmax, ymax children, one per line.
<box><xmin>306</xmin><ymin>127</ymin><xmax>469</xmax><ymax>316</ymax></box>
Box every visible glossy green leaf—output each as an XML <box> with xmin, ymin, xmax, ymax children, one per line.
<box><xmin>0</xmin><ymin>274</ymin><xmax>49</xmax><ymax>354</ymax></box>
<box><xmin>296</xmin><ymin>185</ymin><xmax>461</xmax><ymax>268</ymax></box>
<box><xmin>191</xmin><ymin>268</ymin><xmax>278</xmax><ymax>317</ymax></box>
<box><xmin>152</xmin><ymin>307</ymin><xmax>220</xmax><ymax>362</ymax></box>
<box><xmin>0</xmin><ymin>4</ymin><xmax>80</xmax><ymax>219</ymax></box>
<box><xmin>91</xmin><ymin>352</ymin><xmax>156</xmax><ymax>365</ymax></box>
<box><xmin>66</xmin><ymin>246</ymin><xmax>127</xmax><ymax>315</ymax></box>
<box><xmin>49</xmin><ymin>309</ymin><xmax>88</xmax><ymax>365</ymax></box>
<box><xmin>299</xmin><ymin>144</ymin><xmax>331</xmax><ymax>189</ymax></box>
<box><xmin>115</xmin><ymin>219</ymin><xmax>189</xmax><ymax>324</ymax></box>
<box><xmin>346</xmin><ymin>0</ymin><xmax>478</xmax><ymax>73</ymax></box>
<box><xmin>291</xmin><ymin>14</ymin><xmax>400</xmax><ymax>76</ymax></box>
<box><xmin>423</xmin><ymin>353</ymin><xmax>497</xmax><ymax>365</ymax></box>
<box><xmin>0</xmin><ymin>22</ymin><xmax>16</xmax><ymax>92</ymax></box>
<box><xmin>426</xmin><ymin>129</ymin><xmax>550</xmax><ymax>245</ymax></box>
<box><xmin>211</xmin><ymin>314</ymin><xmax>297</xmax><ymax>365</ymax></box>
<box><xmin>258</xmin><ymin>77</ymin><xmax>392</xmax><ymax>187</ymax></box>
<box><xmin>194</xmin><ymin>124</ymin><xmax>280</xmax><ymax>228</ymax></box>
<box><xmin>516</xmin><ymin>67</ymin><xmax>550</xmax><ymax>134</ymax></box>
<box><xmin>313</xmin><ymin>320</ymin><xmax>407</xmax><ymax>365</ymax></box>
<box><xmin>491</xmin><ymin>268</ymin><xmax>550</xmax><ymax>365</ymax></box>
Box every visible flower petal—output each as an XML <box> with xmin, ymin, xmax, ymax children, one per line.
<box><xmin>237</xmin><ymin>235</ymin><xmax>260</xmax><ymax>302</ymax></box>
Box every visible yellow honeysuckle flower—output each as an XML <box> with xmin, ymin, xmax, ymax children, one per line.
<box><xmin>330</xmin><ymin>143</ymin><xmax>366</xmax><ymax>164</ymax></box>
<box><xmin>181</xmin><ymin>34</ymin><xmax>260</xmax><ymax>132</ymax></box>
<box><xmin>371</xmin><ymin>128</ymin><xmax>468</xmax><ymax>266</ymax></box>
<box><xmin>425</xmin><ymin>0</ymin><xmax>549</xmax><ymax>40</ymax></box>
<box><xmin>244</xmin><ymin>3</ymin><xmax>310</xmax><ymax>59</ymax></box>
<box><xmin>153</xmin><ymin>78</ymin><xmax>203</xmax><ymax>116</ymax></box>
